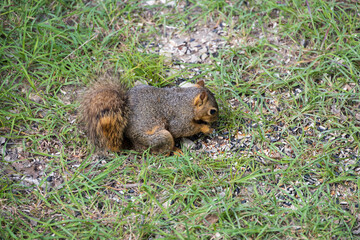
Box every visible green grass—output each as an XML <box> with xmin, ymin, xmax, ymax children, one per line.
<box><xmin>1</xmin><ymin>0</ymin><xmax>360</xmax><ymax>239</ymax></box>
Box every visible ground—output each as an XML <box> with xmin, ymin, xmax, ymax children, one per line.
<box><xmin>0</xmin><ymin>0</ymin><xmax>359</xmax><ymax>239</ymax></box>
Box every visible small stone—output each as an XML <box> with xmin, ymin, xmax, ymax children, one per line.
<box><xmin>271</xmin><ymin>152</ymin><xmax>282</xmax><ymax>159</ymax></box>
<box><xmin>353</xmin><ymin>227</ymin><xmax>360</xmax><ymax>235</ymax></box>
<box><xmin>301</xmin><ymin>39</ymin><xmax>309</xmax><ymax>47</ymax></box>
<box><xmin>356</xmin><ymin>113</ymin><xmax>360</xmax><ymax>121</ymax></box>
<box><xmin>214</xmin><ymin>232</ymin><xmax>221</xmax><ymax>239</ymax></box>
<box><xmin>181</xmin><ymin>138</ymin><xmax>196</xmax><ymax>149</ymax></box>
<box><xmin>200</xmin><ymin>53</ymin><xmax>208</xmax><ymax>61</ymax></box>
<box><xmin>29</xmin><ymin>93</ymin><xmax>43</xmax><ymax>104</ymax></box>
<box><xmin>212</xmin><ymin>52</ymin><xmax>219</xmax><ymax>57</ymax></box>
<box><xmin>169</xmin><ymin>39</ymin><xmax>186</xmax><ymax>47</ymax></box>
<box><xmin>199</xmin><ymin>48</ymin><xmax>207</xmax><ymax>54</ymax></box>
<box><xmin>179</xmin><ymin>82</ymin><xmax>196</xmax><ymax>88</ymax></box>
<box><xmin>162</xmin><ymin>199</ymin><xmax>173</xmax><ymax>208</ymax></box>
<box><xmin>317</xmin><ymin>126</ymin><xmax>327</xmax><ymax>132</ymax></box>
<box><xmin>30</xmin><ymin>218</ymin><xmax>38</xmax><ymax>227</ymax></box>
<box><xmin>134</xmin><ymin>80</ymin><xmax>148</xmax><ymax>86</ymax></box>
<box><xmin>194</xmin><ymin>142</ymin><xmax>202</xmax><ymax>150</ymax></box>
<box><xmin>189</xmin><ymin>55</ymin><xmax>200</xmax><ymax>63</ymax></box>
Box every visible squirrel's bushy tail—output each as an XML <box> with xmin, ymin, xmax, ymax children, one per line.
<box><xmin>79</xmin><ymin>80</ymin><xmax>129</xmax><ymax>151</ymax></box>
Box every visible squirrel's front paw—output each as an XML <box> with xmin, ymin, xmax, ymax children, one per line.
<box><xmin>200</xmin><ymin>125</ymin><xmax>214</xmax><ymax>134</ymax></box>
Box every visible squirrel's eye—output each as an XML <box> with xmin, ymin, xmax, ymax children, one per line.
<box><xmin>209</xmin><ymin>109</ymin><xmax>217</xmax><ymax>115</ymax></box>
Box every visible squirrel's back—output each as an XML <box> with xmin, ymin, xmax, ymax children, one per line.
<box><xmin>126</xmin><ymin>85</ymin><xmax>211</xmax><ymax>138</ymax></box>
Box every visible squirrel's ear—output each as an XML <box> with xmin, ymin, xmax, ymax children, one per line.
<box><xmin>194</xmin><ymin>90</ymin><xmax>207</xmax><ymax>106</ymax></box>
<box><xmin>195</xmin><ymin>80</ymin><xmax>205</xmax><ymax>88</ymax></box>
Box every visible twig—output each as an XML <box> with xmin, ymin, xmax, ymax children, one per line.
<box><xmin>60</xmin><ymin>33</ymin><xmax>99</xmax><ymax>63</ymax></box>
<box><xmin>104</xmin><ymin>183</ymin><xmax>143</xmax><ymax>190</ymax></box>
<box><xmin>320</xmin><ymin>26</ymin><xmax>331</xmax><ymax>50</ymax></box>
<box><xmin>305</xmin><ymin>0</ymin><xmax>316</xmax><ymax>32</ymax></box>
<box><xmin>329</xmin><ymin>60</ymin><xmax>349</xmax><ymax>69</ymax></box>
<box><xmin>305</xmin><ymin>0</ymin><xmax>312</xmax><ymax>19</ymax></box>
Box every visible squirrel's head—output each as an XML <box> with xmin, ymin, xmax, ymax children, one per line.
<box><xmin>193</xmin><ymin>80</ymin><xmax>219</xmax><ymax>124</ymax></box>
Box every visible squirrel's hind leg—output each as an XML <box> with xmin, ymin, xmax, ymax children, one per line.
<box><xmin>134</xmin><ymin>127</ymin><xmax>174</xmax><ymax>154</ymax></box>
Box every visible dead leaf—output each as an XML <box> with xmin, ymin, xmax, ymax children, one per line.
<box><xmin>204</xmin><ymin>213</ymin><xmax>219</xmax><ymax>226</ymax></box>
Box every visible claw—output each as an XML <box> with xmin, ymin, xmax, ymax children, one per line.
<box><xmin>173</xmin><ymin>147</ymin><xmax>183</xmax><ymax>156</ymax></box>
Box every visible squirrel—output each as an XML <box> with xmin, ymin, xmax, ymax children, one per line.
<box><xmin>79</xmin><ymin>78</ymin><xmax>219</xmax><ymax>153</ymax></box>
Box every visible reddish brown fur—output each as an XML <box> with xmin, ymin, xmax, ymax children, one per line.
<box><xmin>79</xmin><ymin>80</ymin><xmax>129</xmax><ymax>151</ymax></box>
